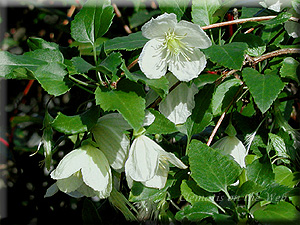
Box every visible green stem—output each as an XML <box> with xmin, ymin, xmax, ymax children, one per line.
<box><xmin>72</xmin><ymin>82</ymin><xmax>94</xmax><ymax>94</ymax></box>
<box><xmin>69</xmin><ymin>75</ymin><xmax>96</xmax><ymax>87</ymax></box>
<box><xmin>212</xmin><ymin>201</ymin><xmax>226</xmax><ymax>214</ymax></box>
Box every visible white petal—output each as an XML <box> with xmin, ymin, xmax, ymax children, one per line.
<box><xmin>284</xmin><ymin>21</ymin><xmax>300</xmax><ymax>38</ymax></box>
<box><xmin>159</xmin><ymin>83</ymin><xmax>198</xmax><ymax>124</ymax></box>
<box><xmin>212</xmin><ymin>136</ymin><xmax>247</xmax><ymax>168</ymax></box>
<box><xmin>76</xmin><ymin>183</ymin><xmax>100</xmax><ymax>198</ymax></box>
<box><xmin>56</xmin><ymin>175</ymin><xmax>83</xmax><ymax>193</ymax></box>
<box><xmin>50</xmin><ymin>149</ymin><xmax>87</xmax><ymax>179</ymax></box>
<box><xmin>44</xmin><ymin>183</ymin><xmax>59</xmax><ymax>198</ymax></box>
<box><xmin>92</xmin><ymin>114</ymin><xmax>130</xmax><ymax>171</ymax></box>
<box><xmin>125</xmin><ymin>135</ymin><xmax>159</xmax><ymax>182</ymax></box>
<box><xmin>161</xmin><ymin>152</ymin><xmax>187</xmax><ymax>169</ymax></box>
<box><xmin>175</xmin><ymin>21</ymin><xmax>212</xmax><ymax>49</ymax></box>
<box><xmin>141</xmin><ymin>13</ymin><xmax>177</xmax><ymax>39</ymax></box>
<box><xmin>142</xmin><ymin>161</ymin><xmax>169</xmax><ymax>189</ymax></box>
<box><xmin>169</xmin><ymin>49</ymin><xmax>207</xmax><ymax>82</ymax></box>
<box><xmin>139</xmin><ymin>39</ymin><xmax>168</xmax><ymax>79</ymax></box>
<box><xmin>82</xmin><ymin>145</ymin><xmax>112</xmax><ymax>195</ymax></box>
<box><xmin>143</xmin><ymin>110</ymin><xmax>156</xmax><ymax>126</ymax></box>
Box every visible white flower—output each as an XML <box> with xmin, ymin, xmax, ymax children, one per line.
<box><xmin>92</xmin><ymin>113</ymin><xmax>131</xmax><ymax>172</ymax></box>
<box><xmin>125</xmin><ymin>134</ymin><xmax>187</xmax><ymax>189</ymax></box>
<box><xmin>159</xmin><ymin>74</ymin><xmax>199</xmax><ymax>124</ymax></box>
<box><xmin>138</xmin><ymin>13</ymin><xmax>212</xmax><ymax>82</ymax></box>
<box><xmin>48</xmin><ymin>143</ymin><xmax>112</xmax><ymax>198</ymax></box>
<box><xmin>212</xmin><ymin>136</ymin><xmax>247</xmax><ymax>168</ymax></box>
<box><xmin>259</xmin><ymin>0</ymin><xmax>283</xmax><ymax>12</ymax></box>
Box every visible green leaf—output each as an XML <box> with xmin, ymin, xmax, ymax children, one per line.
<box><xmin>104</xmin><ymin>32</ymin><xmax>148</xmax><ymax>52</ymax></box>
<box><xmin>236</xmin><ymin>180</ymin><xmax>265</xmax><ymax>197</ymax></box>
<box><xmin>181</xmin><ymin>180</ymin><xmax>214</xmax><ymax>205</ymax></box>
<box><xmin>192</xmin><ymin>0</ymin><xmax>221</xmax><ymax>26</ymax></box>
<box><xmin>259</xmin><ymin>12</ymin><xmax>293</xmax><ymax>27</ymax></box>
<box><xmin>71</xmin><ymin>57</ymin><xmax>94</xmax><ymax>74</ymax></box>
<box><xmin>280</xmin><ymin>57</ymin><xmax>300</xmax><ymax>84</ymax></box>
<box><xmin>146</xmin><ymin>109</ymin><xmax>177</xmax><ymax>134</ymax></box>
<box><xmin>212</xmin><ymin>78</ymin><xmax>241</xmax><ymax>116</ymax></box>
<box><xmin>233</xmin><ymin>33</ymin><xmax>266</xmax><ymax>57</ymax></box>
<box><xmin>157</xmin><ymin>0</ymin><xmax>189</xmax><ymax>20</ymax></box>
<box><xmin>95</xmin><ymin>87</ymin><xmax>145</xmax><ymax>131</ymax></box>
<box><xmin>175</xmin><ymin>201</ymin><xmax>218</xmax><ymax>222</ymax></box>
<box><xmin>186</xmin><ymin>84</ymin><xmax>214</xmax><ymax>138</ymax></box>
<box><xmin>188</xmin><ymin>140</ymin><xmax>242</xmax><ymax>193</ymax></box>
<box><xmin>260</xmin><ymin>182</ymin><xmax>292</xmax><ymax>203</ymax></box>
<box><xmin>70</xmin><ymin>0</ymin><xmax>114</xmax><ymax>44</ymax></box>
<box><xmin>34</xmin><ymin>62</ymin><xmax>72</xmax><ymax>96</ymax></box>
<box><xmin>274</xmin><ymin>165</ymin><xmax>300</xmax><ymax>188</ymax></box>
<box><xmin>52</xmin><ymin>106</ymin><xmax>100</xmax><ymax>134</ymax></box>
<box><xmin>203</xmin><ymin>43</ymin><xmax>248</xmax><ymax>70</ymax></box>
<box><xmin>253</xmin><ymin>201</ymin><xmax>300</xmax><ymax>224</ymax></box>
<box><xmin>0</xmin><ymin>51</ymin><xmax>46</xmax><ymax>78</ymax></box>
<box><xmin>246</xmin><ymin>158</ymin><xmax>275</xmax><ymax>187</ymax></box>
<box><xmin>121</xmin><ymin>64</ymin><xmax>169</xmax><ymax>98</ymax></box>
<box><xmin>99</xmin><ymin>52</ymin><xmax>122</xmax><ymax>75</ymax></box>
<box><xmin>27</xmin><ymin>37</ymin><xmax>59</xmax><ymax>51</ymax></box>
<box><xmin>243</xmin><ymin>68</ymin><xmax>284</xmax><ymax>114</ymax></box>
<box><xmin>129</xmin><ymin>179</ymin><xmax>174</xmax><ymax>202</ymax></box>
<box><xmin>129</xmin><ymin>10</ymin><xmax>161</xmax><ymax>29</ymax></box>
<box><xmin>268</xmin><ymin>133</ymin><xmax>290</xmax><ymax>163</ymax></box>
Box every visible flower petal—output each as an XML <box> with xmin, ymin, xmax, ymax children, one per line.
<box><xmin>44</xmin><ymin>183</ymin><xmax>59</xmax><ymax>198</ymax></box>
<box><xmin>141</xmin><ymin>13</ymin><xmax>177</xmax><ymax>39</ymax></box>
<box><xmin>125</xmin><ymin>135</ymin><xmax>159</xmax><ymax>182</ymax></box>
<box><xmin>284</xmin><ymin>21</ymin><xmax>300</xmax><ymax>38</ymax></box>
<box><xmin>139</xmin><ymin>39</ymin><xmax>168</xmax><ymax>79</ymax></box>
<box><xmin>56</xmin><ymin>174</ymin><xmax>83</xmax><ymax>193</ymax></box>
<box><xmin>162</xmin><ymin>152</ymin><xmax>188</xmax><ymax>169</ymax></box>
<box><xmin>50</xmin><ymin>149</ymin><xmax>87</xmax><ymax>179</ymax></box>
<box><xmin>212</xmin><ymin>136</ymin><xmax>247</xmax><ymax>168</ymax></box>
<box><xmin>159</xmin><ymin>83</ymin><xmax>198</xmax><ymax>124</ymax></box>
<box><xmin>142</xmin><ymin>161</ymin><xmax>169</xmax><ymax>189</ymax></box>
<box><xmin>81</xmin><ymin>145</ymin><xmax>112</xmax><ymax>197</ymax></box>
<box><xmin>168</xmin><ymin>48</ymin><xmax>207</xmax><ymax>81</ymax></box>
<box><xmin>77</xmin><ymin>183</ymin><xmax>100</xmax><ymax>198</ymax></box>
<box><xmin>92</xmin><ymin>113</ymin><xmax>130</xmax><ymax>171</ymax></box>
<box><xmin>176</xmin><ymin>20</ymin><xmax>212</xmax><ymax>49</ymax></box>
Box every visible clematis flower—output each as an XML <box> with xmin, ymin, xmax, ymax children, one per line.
<box><xmin>211</xmin><ymin>123</ymin><xmax>247</xmax><ymax>168</ymax></box>
<box><xmin>125</xmin><ymin>134</ymin><xmax>187</xmax><ymax>189</ymax></box>
<box><xmin>159</xmin><ymin>73</ymin><xmax>199</xmax><ymax>125</ymax></box>
<box><xmin>92</xmin><ymin>113</ymin><xmax>131</xmax><ymax>172</ymax></box>
<box><xmin>46</xmin><ymin>143</ymin><xmax>112</xmax><ymax>198</ymax></box>
<box><xmin>138</xmin><ymin>13</ymin><xmax>212</xmax><ymax>82</ymax></box>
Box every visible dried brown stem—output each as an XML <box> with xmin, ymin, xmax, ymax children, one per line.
<box><xmin>206</xmin><ymin>84</ymin><xmax>245</xmax><ymax>146</ymax></box>
<box><xmin>251</xmin><ymin>48</ymin><xmax>300</xmax><ymax>64</ymax></box>
<box><xmin>201</xmin><ymin>16</ymin><xmax>299</xmax><ymax>30</ymax></box>
<box><xmin>112</xmin><ymin>3</ymin><xmax>132</xmax><ymax>34</ymax></box>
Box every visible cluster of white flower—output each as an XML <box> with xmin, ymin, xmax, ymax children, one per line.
<box><xmin>46</xmin><ymin>13</ymin><xmax>248</xmax><ymax>200</ymax></box>
<box><xmin>45</xmin><ymin>113</ymin><xmax>187</xmax><ymax>199</ymax></box>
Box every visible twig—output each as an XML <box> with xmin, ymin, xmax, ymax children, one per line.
<box><xmin>251</xmin><ymin>48</ymin><xmax>300</xmax><ymax>64</ymax></box>
<box><xmin>201</xmin><ymin>16</ymin><xmax>299</xmax><ymax>30</ymax></box>
<box><xmin>206</xmin><ymin>84</ymin><xmax>245</xmax><ymax>146</ymax></box>
<box><xmin>113</xmin><ymin>3</ymin><xmax>132</xmax><ymax>34</ymax></box>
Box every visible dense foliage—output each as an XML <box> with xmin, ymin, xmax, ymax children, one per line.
<box><xmin>1</xmin><ymin>0</ymin><xmax>300</xmax><ymax>224</ymax></box>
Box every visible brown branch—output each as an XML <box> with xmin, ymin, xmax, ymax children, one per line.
<box><xmin>112</xmin><ymin>3</ymin><xmax>132</xmax><ymax>34</ymax></box>
<box><xmin>201</xmin><ymin>16</ymin><xmax>299</xmax><ymax>30</ymax></box>
<box><xmin>206</xmin><ymin>84</ymin><xmax>245</xmax><ymax>146</ymax></box>
<box><xmin>251</xmin><ymin>48</ymin><xmax>300</xmax><ymax>64</ymax></box>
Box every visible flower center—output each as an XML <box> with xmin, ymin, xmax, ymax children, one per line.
<box><xmin>163</xmin><ymin>30</ymin><xmax>193</xmax><ymax>62</ymax></box>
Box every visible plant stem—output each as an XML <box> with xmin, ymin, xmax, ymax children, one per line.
<box><xmin>207</xmin><ymin>84</ymin><xmax>244</xmax><ymax>146</ymax></box>
<box><xmin>251</xmin><ymin>48</ymin><xmax>300</xmax><ymax>64</ymax></box>
<box><xmin>69</xmin><ymin>75</ymin><xmax>96</xmax><ymax>87</ymax></box>
<box><xmin>201</xmin><ymin>15</ymin><xmax>299</xmax><ymax>30</ymax></box>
